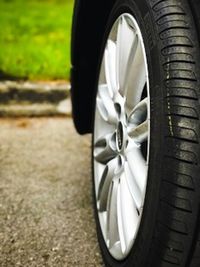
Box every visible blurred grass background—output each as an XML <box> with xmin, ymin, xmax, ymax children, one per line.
<box><xmin>0</xmin><ymin>0</ymin><xmax>74</xmax><ymax>81</ymax></box>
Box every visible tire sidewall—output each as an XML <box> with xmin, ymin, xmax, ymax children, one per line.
<box><xmin>92</xmin><ymin>0</ymin><xmax>165</xmax><ymax>266</ymax></box>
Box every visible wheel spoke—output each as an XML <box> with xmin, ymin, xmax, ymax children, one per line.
<box><xmin>128</xmin><ymin>120</ymin><xmax>148</xmax><ymax>143</ymax></box>
<box><xmin>123</xmin><ymin>161</ymin><xmax>143</xmax><ymax>211</ymax></box>
<box><xmin>126</xmin><ymin>41</ymin><xmax>147</xmax><ymax>109</ymax></box>
<box><xmin>118</xmin><ymin>172</ymin><xmax>140</xmax><ymax>254</ymax></box>
<box><xmin>98</xmin><ymin>157</ymin><xmax>122</xmax><ymax>211</ymax></box>
<box><xmin>126</xmin><ymin>147</ymin><xmax>148</xmax><ymax>194</ymax></box>
<box><xmin>129</xmin><ymin>97</ymin><xmax>148</xmax><ymax>123</ymax></box>
<box><xmin>94</xmin><ymin>133</ymin><xmax>117</xmax><ymax>164</ymax></box>
<box><xmin>97</xmin><ymin>84</ymin><xmax>118</xmax><ymax>123</ymax></box>
<box><xmin>107</xmin><ymin>179</ymin><xmax>121</xmax><ymax>249</ymax></box>
<box><xmin>116</xmin><ymin>16</ymin><xmax>137</xmax><ymax>96</ymax></box>
<box><xmin>128</xmin><ymin>97</ymin><xmax>149</xmax><ymax>143</ymax></box>
<box><xmin>105</xmin><ymin>40</ymin><xmax>118</xmax><ymax>97</ymax></box>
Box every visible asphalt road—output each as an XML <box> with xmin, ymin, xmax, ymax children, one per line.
<box><xmin>0</xmin><ymin>118</ymin><xmax>103</xmax><ymax>267</ymax></box>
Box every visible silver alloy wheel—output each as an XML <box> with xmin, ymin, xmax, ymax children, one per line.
<box><xmin>93</xmin><ymin>13</ymin><xmax>150</xmax><ymax>260</ymax></box>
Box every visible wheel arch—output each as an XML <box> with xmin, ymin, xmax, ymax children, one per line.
<box><xmin>71</xmin><ymin>0</ymin><xmax>116</xmax><ymax>134</ymax></box>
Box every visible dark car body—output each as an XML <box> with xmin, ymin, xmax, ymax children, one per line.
<box><xmin>71</xmin><ymin>0</ymin><xmax>200</xmax><ymax>135</ymax></box>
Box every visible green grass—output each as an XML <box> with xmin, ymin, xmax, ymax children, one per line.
<box><xmin>0</xmin><ymin>0</ymin><xmax>74</xmax><ymax>80</ymax></box>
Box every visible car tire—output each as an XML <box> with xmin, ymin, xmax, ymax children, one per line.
<box><xmin>92</xmin><ymin>0</ymin><xmax>200</xmax><ymax>267</ymax></box>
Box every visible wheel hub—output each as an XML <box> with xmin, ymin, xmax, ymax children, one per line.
<box><xmin>93</xmin><ymin>13</ymin><xmax>150</xmax><ymax>260</ymax></box>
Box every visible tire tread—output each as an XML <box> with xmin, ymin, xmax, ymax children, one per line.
<box><xmin>148</xmin><ymin>0</ymin><xmax>200</xmax><ymax>266</ymax></box>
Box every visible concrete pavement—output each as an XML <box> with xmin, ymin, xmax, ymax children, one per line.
<box><xmin>0</xmin><ymin>118</ymin><xmax>103</xmax><ymax>267</ymax></box>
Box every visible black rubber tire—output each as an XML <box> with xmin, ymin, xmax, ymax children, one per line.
<box><xmin>92</xmin><ymin>0</ymin><xmax>200</xmax><ymax>267</ymax></box>
<box><xmin>184</xmin><ymin>1</ymin><xmax>200</xmax><ymax>266</ymax></box>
